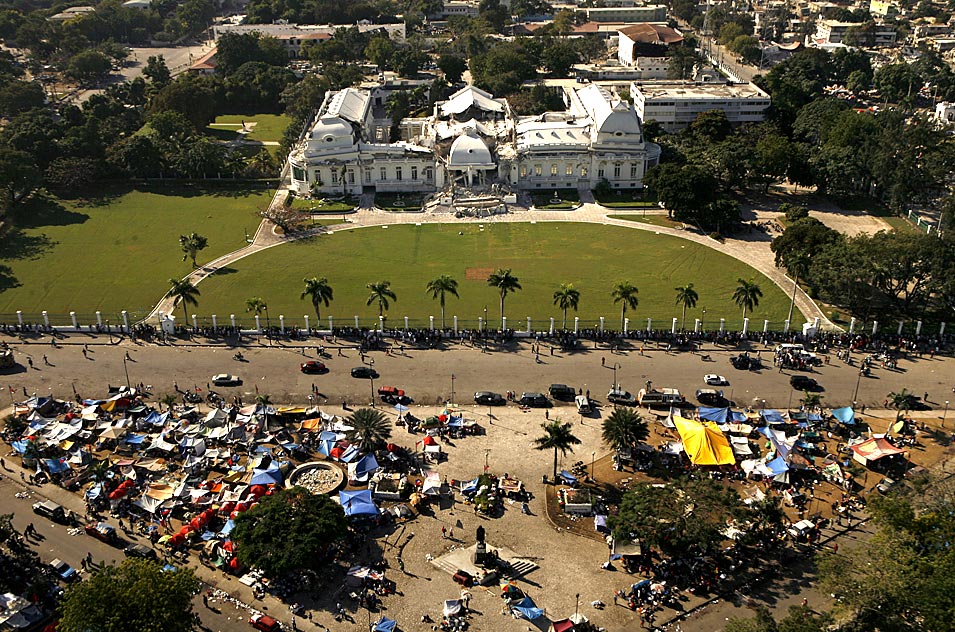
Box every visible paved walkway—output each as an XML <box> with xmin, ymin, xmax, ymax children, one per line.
<box><xmin>145</xmin><ymin>198</ymin><xmax>838</xmax><ymax>330</ymax></box>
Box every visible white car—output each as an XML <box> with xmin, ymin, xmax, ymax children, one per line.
<box><xmin>704</xmin><ymin>374</ymin><xmax>728</xmax><ymax>386</ymax></box>
<box><xmin>211</xmin><ymin>374</ymin><xmax>242</xmax><ymax>386</ymax></box>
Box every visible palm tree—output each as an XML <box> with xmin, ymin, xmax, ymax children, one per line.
<box><xmin>601</xmin><ymin>408</ymin><xmax>649</xmax><ymax>453</ymax></box>
<box><xmin>674</xmin><ymin>283</ymin><xmax>699</xmax><ymax>331</ymax></box>
<box><xmin>425</xmin><ymin>275</ymin><xmax>459</xmax><ymax>329</ymax></box>
<box><xmin>552</xmin><ymin>283</ymin><xmax>581</xmax><ymax>330</ymax></box>
<box><xmin>88</xmin><ymin>459</ymin><xmax>111</xmax><ymax>484</ymax></box>
<box><xmin>801</xmin><ymin>392</ymin><xmax>823</xmax><ymax>411</ymax></box>
<box><xmin>533</xmin><ymin>419</ymin><xmax>582</xmax><ymax>480</ymax></box>
<box><xmin>366</xmin><ymin>281</ymin><xmax>397</xmax><ymax>317</ymax></box>
<box><xmin>732</xmin><ymin>278</ymin><xmax>763</xmax><ymax>321</ymax></box>
<box><xmin>255</xmin><ymin>393</ymin><xmax>274</xmax><ymax>426</ymax></box>
<box><xmin>179</xmin><ymin>232</ymin><xmax>208</xmax><ymax>268</ymax></box>
<box><xmin>611</xmin><ymin>281</ymin><xmax>639</xmax><ymax>331</ymax></box>
<box><xmin>301</xmin><ymin>277</ymin><xmax>334</xmax><ymax>321</ymax></box>
<box><xmin>159</xmin><ymin>393</ymin><xmax>178</xmax><ymax>412</ymax></box>
<box><xmin>487</xmin><ymin>268</ymin><xmax>522</xmax><ymax>329</ymax></box>
<box><xmin>246</xmin><ymin>297</ymin><xmax>270</xmax><ymax>337</ymax></box>
<box><xmin>887</xmin><ymin>388</ymin><xmax>917</xmax><ymax>421</ymax></box>
<box><xmin>168</xmin><ymin>277</ymin><xmax>200</xmax><ymax>324</ymax></box>
<box><xmin>346</xmin><ymin>408</ymin><xmax>393</xmax><ymax>451</ymax></box>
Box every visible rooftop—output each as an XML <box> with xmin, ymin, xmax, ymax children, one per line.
<box><xmin>633</xmin><ymin>82</ymin><xmax>771</xmax><ymax>100</ymax></box>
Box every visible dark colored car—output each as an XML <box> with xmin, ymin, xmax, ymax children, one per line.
<box><xmin>548</xmin><ymin>384</ymin><xmax>577</xmax><ymax>401</ymax></box>
<box><xmin>33</xmin><ymin>500</ymin><xmax>69</xmax><ymax>523</ymax></box>
<box><xmin>351</xmin><ymin>366</ymin><xmax>379</xmax><ymax>379</ymax></box>
<box><xmin>790</xmin><ymin>375</ymin><xmax>818</xmax><ymax>391</ymax></box>
<box><xmin>696</xmin><ymin>389</ymin><xmax>728</xmax><ymax>407</ymax></box>
<box><xmin>519</xmin><ymin>392</ymin><xmax>550</xmax><ymax>407</ymax></box>
<box><xmin>124</xmin><ymin>543</ymin><xmax>158</xmax><ymax>560</ymax></box>
<box><xmin>49</xmin><ymin>559</ymin><xmax>79</xmax><ymax>582</ymax></box>
<box><xmin>474</xmin><ymin>391</ymin><xmax>506</xmax><ymax>406</ymax></box>
<box><xmin>300</xmin><ymin>361</ymin><xmax>327</xmax><ymax>374</ymax></box>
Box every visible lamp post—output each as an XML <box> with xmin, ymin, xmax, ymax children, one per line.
<box><xmin>575</xmin><ymin>593</ymin><xmax>580</xmax><ymax>617</ymax></box>
<box><xmin>591</xmin><ymin>451</ymin><xmax>596</xmax><ymax>478</ymax></box>
<box><xmin>450</xmin><ymin>373</ymin><xmax>455</xmax><ymax>406</ymax></box>
<box><xmin>370</xmin><ymin>371</ymin><xmax>376</xmax><ymax>408</ymax></box>
<box><xmin>943</xmin><ymin>401</ymin><xmax>949</xmax><ymax>427</ymax></box>
<box><xmin>701</xmin><ymin>307</ymin><xmax>706</xmax><ymax>332</ymax></box>
<box><xmin>122</xmin><ymin>356</ymin><xmax>130</xmax><ymax>389</ymax></box>
<box><xmin>852</xmin><ymin>366</ymin><xmax>863</xmax><ymax>403</ymax></box>
<box><xmin>106</xmin><ymin>319</ymin><xmax>112</xmax><ymax>344</ymax></box>
<box><xmin>612</xmin><ymin>363</ymin><xmax>621</xmax><ymax>391</ymax></box>
<box><xmin>264</xmin><ymin>305</ymin><xmax>272</xmax><ymax>346</ymax></box>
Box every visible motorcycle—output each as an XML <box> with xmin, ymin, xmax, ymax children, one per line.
<box><xmin>233</xmin><ymin>352</ymin><xmax>244</xmax><ymax>361</ymax></box>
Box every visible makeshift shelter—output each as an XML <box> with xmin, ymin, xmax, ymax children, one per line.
<box><xmin>551</xmin><ymin>619</ymin><xmax>575</xmax><ymax>632</ymax></box>
<box><xmin>443</xmin><ymin>600</ymin><xmax>462</xmax><ymax>617</ymax></box>
<box><xmin>348</xmin><ymin>454</ymin><xmax>380</xmax><ymax>483</ymax></box>
<box><xmin>672</xmin><ymin>415</ymin><xmax>735</xmax><ymax>466</ymax></box>
<box><xmin>373</xmin><ymin>617</ymin><xmax>397</xmax><ymax>632</ymax></box>
<box><xmin>339</xmin><ymin>489</ymin><xmax>379</xmax><ymax>517</ymax></box>
<box><xmin>850</xmin><ymin>437</ymin><xmax>906</xmax><ymax>466</ymax></box>
<box><xmin>831</xmin><ymin>407</ymin><xmax>856</xmax><ymax>426</ymax></box>
<box><xmin>512</xmin><ymin>596</ymin><xmax>544</xmax><ymax>620</ymax></box>
<box><xmin>698</xmin><ymin>407</ymin><xmax>730</xmax><ymax>424</ymax></box>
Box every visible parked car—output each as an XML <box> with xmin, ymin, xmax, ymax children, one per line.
<box><xmin>32</xmin><ymin>500</ymin><xmax>69</xmax><ymax>524</ymax></box>
<box><xmin>211</xmin><ymin>374</ymin><xmax>242</xmax><ymax>386</ymax></box>
<box><xmin>607</xmin><ymin>388</ymin><xmax>637</xmax><ymax>405</ymax></box>
<box><xmin>548</xmin><ymin>384</ymin><xmax>576</xmax><ymax>401</ymax></box>
<box><xmin>876</xmin><ymin>477</ymin><xmax>899</xmax><ymax>494</ymax></box>
<box><xmin>249</xmin><ymin>613</ymin><xmax>281</xmax><ymax>632</ymax></box>
<box><xmin>350</xmin><ymin>366</ymin><xmax>378</xmax><ymax>379</ymax></box>
<box><xmin>519</xmin><ymin>392</ymin><xmax>550</xmax><ymax>407</ymax></box>
<box><xmin>49</xmin><ymin>559</ymin><xmax>79</xmax><ymax>582</ymax></box>
<box><xmin>789</xmin><ymin>375</ymin><xmax>818</xmax><ymax>391</ymax></box>
<box><xmin>696</xmin><ymin>389</ymin><xmax>728</xmax><ymax>406</ymax></box>
<box><xmin>704</xmin><ymin>374</ymin><xmax>728</xmax><ymax>386</ymax></box>
<box><xmin>124</xmin><ymin>543</ymin><xmax>158</xmax><ymax>560</ymax></box>
<box><xmin>474</xmin><ymin>391</ymin><xmax>505</xmax><ymax>405</ymax></box>
<box><xmin>378</xmin><ymin>386</ymin><xmax>412</xmax><ymax>405</ymax></box>
<box><xmin>84</xmin><ymin>522</ymin><xmax>118</xmax><ymax>544</ymax></box>
<box><xmin>300</xmin><ymin>361</ymin><xmax>327</xmax><ymax>374</ymax></box>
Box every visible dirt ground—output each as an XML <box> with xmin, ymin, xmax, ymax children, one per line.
<box><xmin>3</xmin><ymin>333</ymin><xmax>955</xmax><ymax>631</ymax></box>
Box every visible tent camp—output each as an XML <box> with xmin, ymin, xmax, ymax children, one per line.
<box><xmin>373</xmin><ymin>618</ymin><xmax>397</xmax><ymax>632</ymax></box>
<box><xmin>339</xmin><ymin>489</ymin><xmax>379</xmax><ymax>517</ymax></box>
<box><xmin>672</xmin><ymin>415</ymin><xmax>735</xmax><ymax>466</ymax></box>
<box><xmin>850</xmin><ymin>437</ymin><xmax>905</xmax><ymax>466</ymax></box>
<box><xmin>831</xmin><ymin>407</ymin><xmax>855</xmax><ymax>426</ymax></box>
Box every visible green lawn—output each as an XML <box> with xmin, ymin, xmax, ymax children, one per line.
<box><xmin>594</xmin><ymin>189</ymin><xmax>657</xmax><ymax>208</ymax></box>
<box><xmin>291</xmin><ymin>197</ymin><xmax>358</xmax><ymax>213</ymax></box>
<box><xmin>531</xmin><ymin>189</ymin><xmax>579</xmax><ymax>209</ymax></box>
<box><xmin>374</xmin><ymin>192</ymin><xmax>425</xmax><ymax>212</ymax></box>
<box><xmin>207</xmin><ymin>114</ymin><xmax>292</xmax><ymax>143</ymax></box>
<box><xmin>195</xmin><ymin>223</ymin><xmax>799</xmax><ymax>329</ymax></box>
<box><xmin>608</xmin><ymin>214</ymin><xmax>682</xmax><ymax>229</ymax></box>
<box><xmin>0</xmin><ymin>186</ymin><xmax>271</xmax><ymax>321</ymax></box>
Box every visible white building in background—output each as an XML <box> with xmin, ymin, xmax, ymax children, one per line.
<box><xmin>630</xmin><ymin>81</ymin><xmax>771</xmax><ymax>132</ymax></box>
<box><xmin>288</xmin><ymin>84</ymin><xmax>661</xmax><ymax>196</ymax></box>
<box><xmin>585</xmin><ymin>5</ymin><xmax>668</xmax><ymax>22</ymax></box>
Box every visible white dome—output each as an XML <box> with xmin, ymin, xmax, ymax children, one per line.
<box><xmin>448</xmin><ymin>132</ymin><xmax>494</xmax><ymax>167</ymax></box>
<box><xmin>310</xmin><ymin>116</ymin><xmax>353</xmax><ymax>143</ymax></box>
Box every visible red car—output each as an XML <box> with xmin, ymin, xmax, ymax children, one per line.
<box><xmin>300</xmin><ymin>361</ymin><xmax>327</xmax><ymax>374</ymax></box>
<box><xmin>249</xmin><ymin>613</ymin><xmax>280</xmax><ymax>632</ymax></box>
<box><xmin>84</xmin><ymin>522</ymin><xmax>118</xmax><ymax>544</ymax></box>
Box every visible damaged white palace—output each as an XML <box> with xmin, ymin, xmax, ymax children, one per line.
<box><xmin>288</xmin><ymin>83</ymin><xmax>661</xmax><ymax>197</ymax></box>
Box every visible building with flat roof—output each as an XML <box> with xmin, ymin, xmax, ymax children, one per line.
<box><xmin>585</xmin><ymin>5</ymin><xmax>667</xmax><ymax>23</ymax></box>
<box><xmin>48</xmin><ymin>6</ymin><xmax>95</xmax><ymax>21</ymax></box>
<box><xmin>288</xmin><ymin>83</ymin><xmax>661</xmax><ymax>197</ymax></box>
<box><xmin>814</xmin><ymin>20</ymin><xmax>897</xmax><ymax>46</ymax></box>
<box><xmin>617</xmin><ymin>23</ymin><xmax>683</xmax><ymax>67</ymax></box>
<box><xmin>212</xmin><ymin>22</ymin><xmax>406</xmax><ymax>58</ymax></box>
<box><xmin>630</xmin><ymin>81</ymin><xmax>771</xmax><ymax>131</ymax></box>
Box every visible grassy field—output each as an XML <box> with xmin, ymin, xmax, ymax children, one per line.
<box><xmin>594</xmin><ymin>189</ymin><xmax>657</xmax><ymax>208</ymax></box>
<box><xmin>608</xmin><ymin>214</ymin><xmax>683</xmax><ymax>229</ymax></box>
<box><xmin>195</xmin><ymin>223</ymin><xmax>798</xmax><ymax>328</ymax></box>
<box><xmin>206</xmin><ymin>114</ymin><xmax>292</xmax><ymax>143</ymax></box>
<box><xmin>531</xmin><ymin>189</ymin><xmax>579</xmax><ymax>209</ymax></box>
<box><xmin>0</xmin><ymin>186</ymin><xmax>272</xmax><ymax>319</ymax></box>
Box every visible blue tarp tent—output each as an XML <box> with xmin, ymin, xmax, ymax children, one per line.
<box><xmin>340</xmin><ymin>444</ymin><xmax>361</xmax><ymax>463</ymax></box>
<box><xmin>354</xmin><ymin>454</ymin><xmax>380</xmax><ymax>479</ymax></box>
<box><xmin>250</xmin><ymin>464</ymin><xmax>283</xmax><ymax>486</ymax></box>
<box><xmin>808</xmin><ymin>413</ymin><xmax>823</xmax><ymax>422</ymax></box>
<box><xmin>731</xmin><ymin>411</ymin><xmax>748</xmax><ymax>423</ymax></box>
<box><xmin>124</xmin><ymin>433</ymin><xmax>146</xmax><ymax>444</ymax></box>
<box><xmin>558</xmin><ymin>470</ymin><xmax>577</xmax><ymax>485</ymax></box>
<box><xmin>373</xmin><ymin>617</ymin><xmax>397</xmax><ymax>632</ymax></box>
<box><xmin>767</xmin><ymin>456</ymin><xmax>790</xmax><ymax>475</ymax></box>
<box><xmin>10</xmin><ymin>440</ymin><xmax>29</xmax><ymax>454</ymax></box>
<box><xmin>86</xmin><ymin>483</ymin><xmax>102</xmax><ymax>500</ymax></box>
<box><xmin>339</xmin><ymin>490</ymin><xmax>379</xmax><ymax>517</ymax></box>
<box><xmin>447</xmin><ymin>416</ymin><xmax>464</xmax><ymax>428</ymax></box>
<box><xmin>219</xmin><ymin>520</ymin><xmax>235</xmax><ymax>536</ymax></box>
<box><xmin>512</xmin><ymin>597</ymin><xmax>544</xmax><ymax>620</ymax></box>
<box><xmin>762</xmin><ymin>410</ymin><xmax>786</xmax><ymax>424</ymax></box>
<box><xmin>43</xmin><ymin>457</ymin><xmax>70</xmax><ymax>473</ymax></box>
<box><xmin>460</xmin><ymin>478</ymin><xmax>480</xmax><ymax>494</ymax></box>
<box><xmin>698</xmin><ymin>407</ymin><xmax>729</xmax><ymax>423</ymax></box>
<box><xmin>144</xmin><ymin>411</ymin><xmax>168</xmax><ymax>425</ymax></box>
<box><xmin>832</xmin><ymin>407</ymin><xmax>856</xmax><ymax>426</ymax></box>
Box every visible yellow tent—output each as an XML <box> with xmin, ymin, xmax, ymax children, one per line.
<box><xmin>672</xmin><ymin>415</ymin><xmax>735</xmax><ymax>466</ymax></box>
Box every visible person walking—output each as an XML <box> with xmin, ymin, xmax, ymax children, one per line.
<box><xmin>441</xmin><ymin>526</ymin><xmax>447</xmax><ymax>539</ymax></box>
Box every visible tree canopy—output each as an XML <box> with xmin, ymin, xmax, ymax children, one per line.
<box><xmin>233</xmin><ymin>486</ymin><xmax>349</xmax><ymax>578</ymax></box>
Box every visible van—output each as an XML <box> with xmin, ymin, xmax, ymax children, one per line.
<box><xmin>32</xmin><ymin>500</ymin><xmax>67</xmax><ymax>523</ymax></box>
<box><xmin>575</xmin><ymin>395</ymin><xmax>593</xmax><ymax>415</ymax></box>
<box><xmin>637</xmin><ymin>388</ymin><xmax>685</xmax><ymax>408</ymax></box>
<box><xmin>775</xmin><ymin>343</ymin><xmax>804</xmax><ymax>354</ymax></box>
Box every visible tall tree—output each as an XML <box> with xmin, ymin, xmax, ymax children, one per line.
<box><xmin>533</xmin><ymin>419</ymin><xmax>582</xmax><ymax>480</ymax></box>
<box><xmin>178</xmin><ymin>232</ymin><xmax>208</xmax><ymax>268</ymax></box>
<box><xmin>601</xmin><ymin>408</ymin><xmax>649</xmax><ymax>452</ymax></box>
<box><xmin>168</xmin><ymin>277</ymin><xmax>199</xmax><ymax>324</ymax></box>
<box><xmin>301</xmin><ymin>277</ymin><xmax>333</xmax><ymax>321</ymax></box>
<box><xmin>674</xmin><ymin>283</ymin><xmax>699</xmax><ymax>331</ymax></box>
<box><xmin>487</xmin><ymin>268</ymin><xmax>522</xmax><ymax>329</ymax></box>
<box><xmin>425</xmin><ymin>275</ymin><xmax>460</xmax><ymax>330</ymax></box>
<box><xmin>58</xmin><ymin>559</ymin><xmax>199</xmax><ymax>632</ymax></box>
<box><xmin>732</xmin><ymin>278</ymin><xmax>763</xmax><ymax>320</ymax></box>
<box><xmin>0</xmin><ymin>147</ymin><xmax>39</xmax><ymax>216</ymax></box>
<box><xmin>246</xmin><ymin>297</ymin><xmax>270</xmax><ymax>333</ymax></box>
<box><xmin>437</xmin><ymin>54</ymin><xmax>467</xmax><ymax>84</ymax></box>
<box><xmin>366</xmin><ymin>280</ymin><xmax>397</xmax><ymax>317</ymax></box>
<box><xmin>345</xmin><ymin>408</ymin><xmax>393</xmax><ymax>451</ymax></box>
<box><xmin>552</xmin><ymin>283</ymin><xmax>580</xmax><ymax>330</ymax></box>
<box><xmin>142</xmin><ymin>55</ymin><xmax>171</xmax><ymax>88</ymax></box>
<box><xmin>611</xmin><ymin>281</ymin><xmax>639</xmax><ymax>331</ymax></box>
<box><xmin>233</xmin><ymin>487</ymin><xmax>348</xmax><ymax>578</ymax></box>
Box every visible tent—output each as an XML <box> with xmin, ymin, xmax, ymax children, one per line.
<box><xmin>373</xmin><ymin>618</ymin><xmax>397</xmax><ymax>632</ymax></box>
<box><xmin>558</xmin><ymin>470</ymin><xmax>578</xmax><ymax>485</ymax></box>
<box><xmin>443</xmin><ymin>600</ymin><xmax>462</xmax><ymax>617</ymax></box>
<box><xmin>766</xmin><ymin>455</ymin><xmax>790</xmax><ymax>476</ymax></box>
<box><xmin>831</xmin><ymin>407</ymin><xmax>856</xmax><ymax>426</ymax></box>
<box><xmin>339</xmin><ymin>489</ymin><xmax>379</xmax><ymax>517</ymax></box>
<box><xmin>512</xmin><ymin>596</ymin><xmax>544</xmax><ymax>620</ymax></box>
<box><xmin>551</xmin><ymin>620</ymin><xmax>575</xmax><ymax>632</ymax></box>
<box><xmin>249</xmin><ymin>464</ymin><xmax>283</xmax><ymax>486</ymax></box>
<box><xmin>761</xmin><ymin>410</ymin><xmax>786</xmax><ymax>425</ymax></box>
<box><xmin>850</xmin><ymin>437</ymin><xmax>906</xmax><ymax>466</ymax></box>
<box><xmin>672</xmin><ymin>415</ymin><xmax>735</xmax><ymax>466</ymax></box>
<box><xmin>698</xmin><ymin>407</ymin><xmax>729</xmax><ymax>424</ymax></box>
<box><xmin>353</xmin><ymin>454</ymin><xmax>380</xmax><ymax>480</ymax></box>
